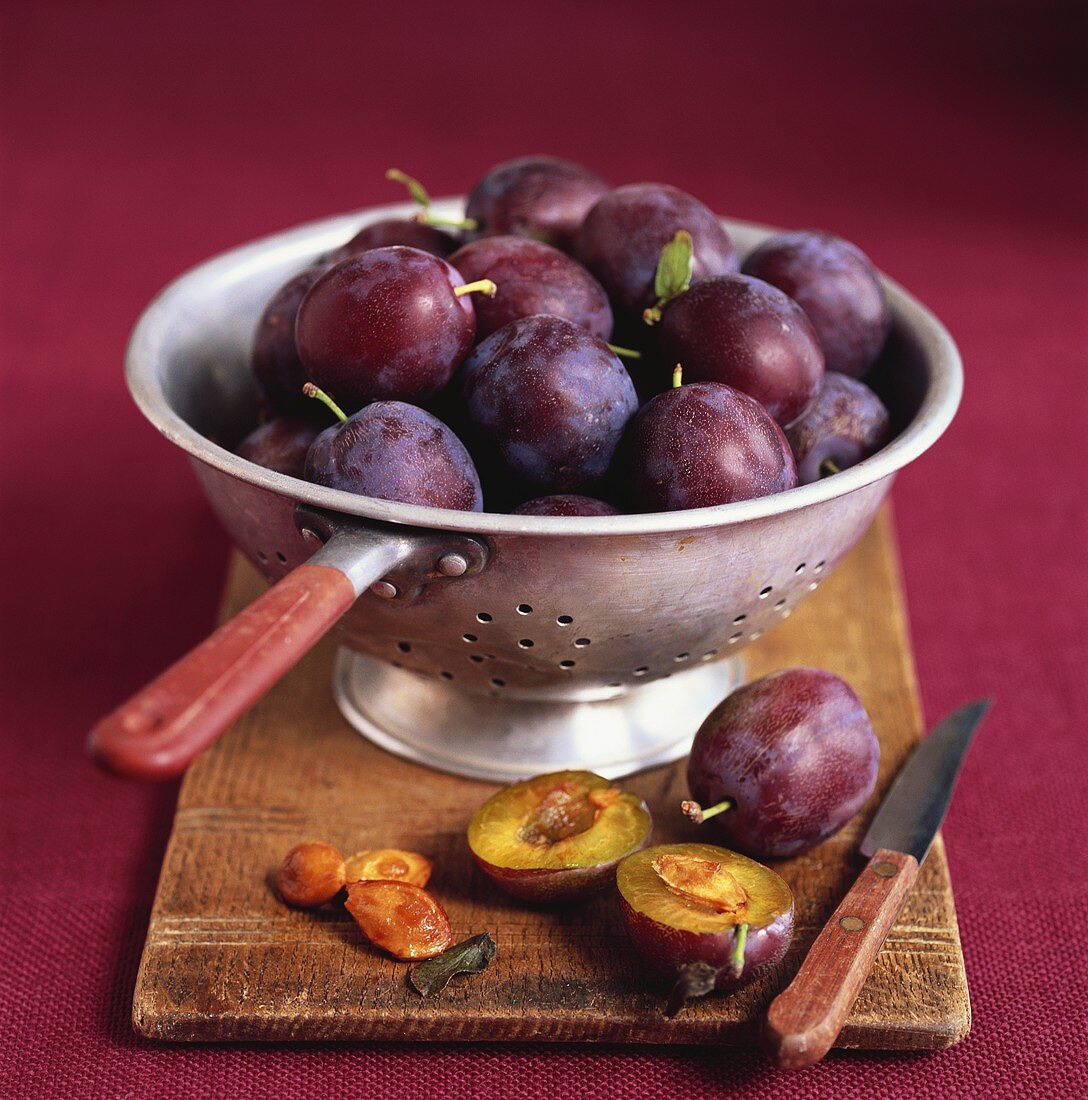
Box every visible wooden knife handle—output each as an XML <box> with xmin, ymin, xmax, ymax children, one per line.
<box><xmin>87</xmin><ymin>563</ymin><xmax>356</xmax><ymax>780</ymax></box>
<box><xmin>764</xmin><ymin>848</ymin><xmax>919</xmax><ymax>1070</ymax></box>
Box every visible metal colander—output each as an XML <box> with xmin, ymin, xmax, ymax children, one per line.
<box><xmin>91</xmin><ymin>199</ymin><xmax>961</xmax><ymax>782</ymax></box>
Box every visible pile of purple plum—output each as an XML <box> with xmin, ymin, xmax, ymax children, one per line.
<box><xmin>238</xmin><ymin>157</ymin><xmax>893</xmax><ymax>516</ymax></box>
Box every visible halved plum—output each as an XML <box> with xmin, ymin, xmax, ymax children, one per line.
<box><xmin>467</xmin><ymin>770</ymin><xmax>652</xmax><ymax>902</ymax></box>
<box><xmin>616</xmin><ymin>842</ymin><xmax>794</xmax><ymax>1013</ymax></box>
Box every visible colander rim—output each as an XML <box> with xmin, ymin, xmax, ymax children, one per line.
<box><xmin>126</xmin><ymin>198</ymin><xmax>963</xmax><ymax>537</ymax></box>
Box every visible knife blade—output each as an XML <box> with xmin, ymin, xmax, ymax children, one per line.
<box><xmin>860</xmin><ymin>697</ymin><xmax>992</xmax><ymax>862</ymax></box>
<box><xmin>764</xmin><ymin>698</ymin><xmax>992</xmax><ymax>1070</ymax></box>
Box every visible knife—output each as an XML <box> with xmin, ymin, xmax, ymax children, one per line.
<box><xmin>763</xmin><ymin>698</ymin><xmax>992</xmax><ymax>1070</ymax></box>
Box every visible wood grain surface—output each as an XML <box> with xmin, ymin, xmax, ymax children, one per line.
<box><xmin>132</xmin><ymin>507</ymin><xmax>971</xmax><ymax>1047</ymax></box>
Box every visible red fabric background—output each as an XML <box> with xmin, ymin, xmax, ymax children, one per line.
<box><xmin>2</xmin><ymin>1</ymin><xmax>1086</xmax><ymax>1095</ymax></box>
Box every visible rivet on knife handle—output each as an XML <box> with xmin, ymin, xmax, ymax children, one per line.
<box><xmin>763</xmin><ymin>848</ymin><xmax>919</xmax><ymax>1070</ymax></box>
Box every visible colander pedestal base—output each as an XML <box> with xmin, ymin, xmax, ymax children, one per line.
<box><xmin>332</xmin><ymin>650</ymin><xmax>744</xmax><ymax>783</ymax></box>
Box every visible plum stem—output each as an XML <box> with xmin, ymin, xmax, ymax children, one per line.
<box><xmin>417</xmin><ymin>211</ymin><xmax>479</xmax><ymax>231</ymax></box>
<box><xmin>728</xmin><ymin>923</ymin><xmax>749</xmax><ymax>980</ymax></box>
<box><xmin>819</xmin><ymin>458</ymin><xmax>842</xmax><ymax>477</ymax></box>
<box><xmin>302</xmin><ymin>382</ymin><xmax>348</xmax><ymax>423</ymax></box>
<box><xmin>672</xmin><ymin>364</ymin><xmax>684</xmax><ymax>389</ymax></box>
<box><xmin>607</xmin><ymin>343</ymin><xmax>642</xmax><ymax>359</ymax></box>
<box><xmin>386</xmin><ymin>168</ymin><xmax>479</xmax><ymax>230</ymax></box>
<box><xmin>664</xmin><ymin>961</ymin><xmax>717</xmax><ymax>1018</ymax></box>
<box><xmin>454</xmin><ymin>279</ymin><xmax>498</xmax><ymax>298</ymax></box>
<box><xmin>680</xmin><ymin>797</ymin><xmax>732</xmax><ymax>824</ymax></box>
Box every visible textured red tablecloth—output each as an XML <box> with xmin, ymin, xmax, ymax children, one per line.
<box><xmin>2</xmin><ymin>1</ymin><xmax>1086</xmax><ymax>1096</ymax></box>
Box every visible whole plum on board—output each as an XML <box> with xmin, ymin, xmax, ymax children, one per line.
<box><xmin>323</xmin><ymin>219</ymin><xmax>457</xmax><ymax>264</ymax></box>
<box><xmin>513</xmin><ymin>495</ymin><xmax>620</xmax><ymax>517</ymax></box>
<box><xmin>467</xmin><ymin>770</ymin><xmax>652</xmax><ymax>903</ymax></box>
<box><xmin>616</xmin><ymin>843</ymin><xmax>794</xmax><ymax>1014</ymax></box>
<box><xmin>658</xmin><ymin>274</ymin><xmax>825</xmax><ymax>427</ymax></box>
<box><xmin>626</xmin><ymin>381</ymin><xmax>798</xmax><ymax>512</ymax></box>
<box><xmin>786</xmin><ymin>371</ymin><xmax>891</xmax><ymax>484</ymax></box>
<box><xmin>251</xmin><ymin>265</ymin><xmax>325</xmax><ymax>415</ymax></box>
<box><xmin>742</xmin><ymin>230</ymin><xmax>892</xmax><ymax>378</ymax></box>
<box><xmin>464</xmin><ymin>156</ymin><xmax>610</xmax><ymax>252</ymax></box>
<box><xmin>304</xmin><ymin>390</ymin><xmax>483</xmax><ymax>511</ymax></box>
<box><xmin>576</xmin><ymin>184</ymin><xmax>738</xmax><ymax>316</ymax></box>
<box><xmin>236</xmin><ymin>417</ymin><xmax>322</xmax><ymax>479</ymax></box>
<box><xmin>295</xmin><ymin>247</ymin><xmax>493</xmax><ymax>410</ymax></box>
<box><xmin>683</xmin><ymin>668</ymin><xmax>880</xmax><ymax>859</ymax></box>
<box><xmin>461</xmin><ymin>315</ymin><xmax>639</xmax><ymax>493</ymax></box>
<box><xmin>447</xmin><ymin>236</ymin><xmax>612</xmax><ymax>340</ymax></box>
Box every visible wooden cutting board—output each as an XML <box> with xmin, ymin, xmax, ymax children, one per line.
<box><xmin>133</xmin><ymin>506</ymin><xmax>970</xmax><ymax>1049</ymax></box>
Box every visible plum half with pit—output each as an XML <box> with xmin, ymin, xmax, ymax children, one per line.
<box><xmin>658</xmin><ymin>274</ymin><xmax>825</xmax><ymax>427</ymax></box>
<box><xmin>236</xmin><ymin>417</ymin><xmax>322</xmax><ymax>479</ymax></box>
<box><xmin>617</xmin><ymin>843</ymin><xmax>794</xmax><ymax>1014</ymax></box>
<box><xmin>467</xmin><ymin>770</ymin><xmax>652</xmax><ymax>903</ymax></box>
<box><xmin>461</xmin><ymin>315</ymin><xmax>639</xmax><ymax>493</ymax></box>
<box><xmin>448</xmin><ymin>236</ymin><xmax>612</xmax><ymax>341</ymax></box>
<box><xmin>742</xmin><ymin>230</ymin><xmax>892</xmax><ymax>378</ymax></box>
<box><xmin>786</xmin><ymin>371</ymin><xmax>891</xmax><ymax>484</ymax></box>
<box><xmin>513</xmin><ymin>494</ymin><xmax>619</xmax><ymax>517</ymax></box>
<box><xmin>251</xmin><ymin>265</ymin><xmax>326</xmax><ymax>416</ymax></box>
<box><xmin>464</xmin><ymin>156</ymin><xmax>610</xmax><ymax>252</ymax></box>
<box><xmin>626</xmin><ymin>379</ymin><xmax>798</xmax><ymax>512</ymax></box>
<box><xmin>576</xmin><ymin>184</ymin><xmax>738</xmax><ymax>317</ymax></box>
<box><xmin>304</xmin><ymin>387</ymin><xmax>483</xmax><ymax>511</ymax></box>
<box><xmin>296</xmin><ymin>246</ymin><xmax>495</xmax><ymax>410</ymax></box>
<box><xmin>683</xmin><ymin>668</ymin><xmax>880</xmax><ymax>859</ymax></box>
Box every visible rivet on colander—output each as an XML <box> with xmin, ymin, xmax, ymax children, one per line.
<box><xmin>556</xmin><ymin>615</ymin><xmax>574</xmax><ymax>626</ymax></box>
<box><xmin>371</xmin><ymin>580</ymin><xmax>398</xmax><ymax>600</ymax></box>
<box><xmin>436</xmin><ymin>552</ymin><xmax>469</xmax><ymax>577</ymax></box>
